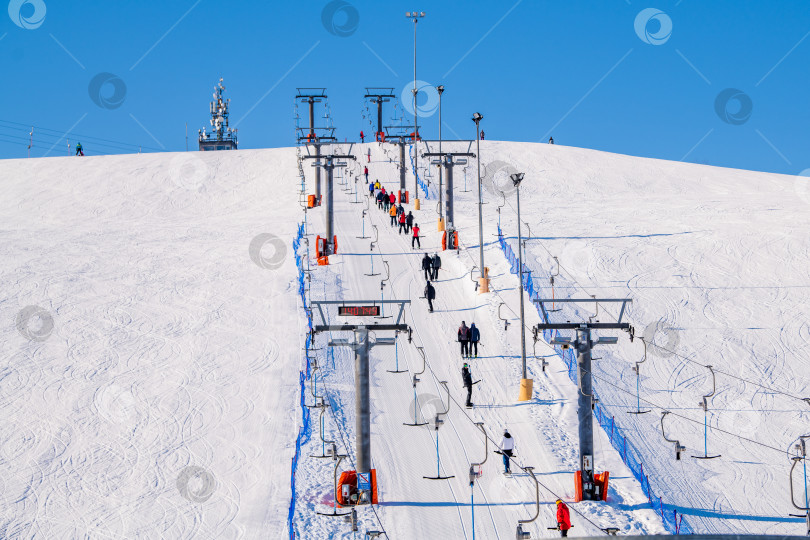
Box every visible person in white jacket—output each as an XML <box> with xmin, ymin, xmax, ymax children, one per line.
<box><xmin>500</xmin><ymin>429</ymin><xmax>515</xmax><ymax>474</ymax></box>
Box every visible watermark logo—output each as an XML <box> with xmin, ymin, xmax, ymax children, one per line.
<box><xmin>714</xmin><ymin>88</ymin><xmax>753</xmax><ymax>125</ymax></box>
<box><xmin>176</xmin><ymin>466</ymin><xmax>216</xmax><ymax>503</ymax></box>
<box><xmin>793</xmin><ymin>168</ymin><xmax>810</xmax><ymax>205</ymax></box>
<box><xmin>482</xmin><ymin>160</ymin><xmax>520</xmax><ymax>196</ymax></box>
<box><xmin>249</xmin><ymin>233</ymin><xmax>287</xmax><ymax>270</ymax></box>
<box><xmin>15</xmin><ymin>305</ymin><xmax>54</xmax><ymax>342</ymax></box>
<box><xmin>169</xmin><ymin>153</ymin><xmax>210</xmax><ymax>191</ymax></box>
<box><xmin>401</xmin><ymin>80</ymin><xmax>440</xmax><ymax>118</ymax></box>
<box><xmin>642</xmin><ymin>320</ymin><xmax>679</xmax><ymax>358</ymax></box>
<box><xmin>407</xmin><ymin>393</ymin><xmax>445</xmax><ymax>424</ymax></box>
<box><xmin>321</xmin><ymin>0</ymin><xmax>359</xmax><ymax>37</ymax></box>
<box><xmin>8</xmin><ymin>0</ymin><xmax>46</xmax><ymax>29</ymax></box>
<box><xmin>88</xmin><ymin>72</ymin><xmax>127</xmax><ymax>110</ymax></box>
<box><xmin>634</xmin><ymin>8</ymin><xmax>672</xmax><ymax>45</ymax></box>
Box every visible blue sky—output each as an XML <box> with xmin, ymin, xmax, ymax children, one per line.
<box><xmin>1</xmin><ymin>0</ymin><xmax>808</xmax><ymax>175</ymax></box>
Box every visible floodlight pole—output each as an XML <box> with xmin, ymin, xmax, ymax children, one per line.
<box><xmin>407</xmin><ymin>11</ymin><xmax>425</xmax><ymax>205</ymax></box>
<box><xmin>512</xmin><ymin>173</ymin><xmax>528</xmax><ymax>380</ymax></box>
<box><xmin>437</xmin><ymin>85</ymin><xmax>445</xmax><ymax>230</ymax></box>
<box><xmin>473</xmin><ymin>112</ymin><xmax>487</xmax><ymax>292</ymax></box>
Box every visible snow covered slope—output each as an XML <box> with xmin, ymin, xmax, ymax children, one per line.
<box><xmin>0</xmin><ymin>149</ymin><xmax>302</xmax><ymax>538</ymax></box>
<box><xmin>2</xmin><ymin>139</ymin><xmax>808</xmax><ymax>538</ymax></box>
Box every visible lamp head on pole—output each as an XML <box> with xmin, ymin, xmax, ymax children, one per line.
<box><xmin>437</xmin><ymin>85</ymin><xmax>444</xmax><ymax>95</ymax></box>
<box><xmin>472</xmin><ymin>112</ymin><xmax>483</xmax><ymax>124</ymax></box>
<box><xmin>510</xmin><ymin>172</ymin><xmax>524</xmax><ymax>187</ymax></box>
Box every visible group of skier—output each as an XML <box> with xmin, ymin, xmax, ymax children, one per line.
<box><xmin>362</xmin><ymin>151</ymin><xmax>573</xmax><ymax>538</ymax></box>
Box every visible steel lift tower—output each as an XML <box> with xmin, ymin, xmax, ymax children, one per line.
<box><xmin>302</xmin><ymin>152</ymin><xmax>356</xmax><ymax>258</ymax></box>
<box><xmin>534</xmin><ymin>297</ymin><xmax>633</xmax><ymax>501</ymax></box>
<box><xmin>364</xmin><ymin>88</ymin><xmax>395</xmax><ymax>142</ymax></box>
<box><xmin>296</xmin><ymin>88</ymin><xmax>336</xmax><ymax>203</ymax></box>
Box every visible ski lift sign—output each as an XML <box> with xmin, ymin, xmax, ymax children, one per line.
<box><xmin>338</xmin><ymin>305</ymin><xmax>380</xmax><ymax>317</ymax></box>
<box><xmin>357</xmin><ymin>471</ymin><xmax>371</xmax><ymax>491</ymax></box>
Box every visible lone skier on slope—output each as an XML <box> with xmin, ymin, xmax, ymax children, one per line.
<box><xmin>431</xmin><ymin>253</ymin><xmax>441</xmax><ymax>280</ymax></box>
<box><xmin>462</xmin><ymin>362</ymin><xmax>474</xmax><ymax>407</ymax></box>
<box><xmin>360</xmin><ymin>130</ymin><xmax>365</xmax><ymax>143</ymax></box>
<box><xmin>424</xmin><ymin>280</ymin><xmax>435</xmax><ymax>312</ymax></box>
<box><xmin>412</xmin><ymin>223</ymin><xmax>421</xmax><ymax>249</ymax></box>
<box><xmin>458</xmin><ymin>321</ymin><xmax>470</xmax><ymax>358</ymax></box>
<box><xmin>556</xmin><ymin>499</ymin><xmax>571</xmax><ymax>537</ymax></box>
<box><xmin>469</xmin><ymin>322</ymin><xmax>480</xmax><ymax>358</ymax></box>
<box><xmin>75</xmin><ymin>142</ymin><xmax>84</xmax><ymax>156</ymax></box>
<box><xmin>499</xmin><ymin>429</ymin><xmax>514</xmax><ymax>474</ymax></box>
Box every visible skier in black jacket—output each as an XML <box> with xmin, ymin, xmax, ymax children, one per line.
<box><xmin>424</xmin><ymin>280</ymin><xmax>435</xmax><ymax>312</ymax></box>
<box><xmin>469</xmin><ymin>323</ymin><xmax>480</xmax><ymax>358</ymax></box>
<box><xmin>422</xmin><ymin>253</ymin><xmax>432</xmax><ymax>281</ymax></box>
<box><xmin>405</xmin><ymin>211</ymin><xmax>414</xmax><ymax>233</ymax></box>
<box><xmin>462</xmin><ymin>362</ymin><xmax>474</xmax><ymax>407</ymax></box>
<box><xmin>431</xmin><ymin>253</ymin><xmax>442</xmax><ymax>280</ymax></box>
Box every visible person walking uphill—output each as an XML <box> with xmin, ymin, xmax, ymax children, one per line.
<box><xmin>412</xmin><ymin>224</ymin><xmax>421</xmax><ymax>249</ymax></box>
<box><xmin>389</xmin><ymin>204</ymin><xmax>398</xmax><ymax>227</ymax></box>
<box><xmin>431</xmin><ymin>253</ymin><xmax>441</xmax><ymax>280</ymax></box>
<box><xmin>424</xmin><ymin>280</ymin><xmax>435</xmax><ymax>312</ymax></box>
<box><xmin>469</xmin><ymin>323</ymin><xmax>480</xmax><ymax>358</ymax></box>
<box><xmin>75</xmin><ymin>142</ymin><xmax>84</xmax><ymax>156</ymax></box>
<box><xmin>364</xmin><ymin>165</ymin><xmax>369</xmax><ymax>181</ymax></box>
<box><xmin>556</xmin><ymin>499</ymin><xmax>571</xmax><ymax>537</ymax></box>
<box><xmin>462</xmin><ymin>362</ymin><xmax>474</xmax><ymax>407</ymax></box>
<box><xmin>458</xmin><ymin>321</ymin><xmax>470</xmax><ymax>358</ymax></box>
<box><xmin>405</xmin><ymin>211</ymin><xmax>414</xmax><ymax>233</ymax></box>
<box><xmin>421</xmin><ymin>253</ymin><xmax>432</xmax><ymax>280</ymax></box>
<box><xmin>499</xmin><ymin>429</ymin><xmax>514</xmax><ymax>474</ymax></box>
<box><xmin>398</xmin><ymin>211</ymin><xmax>407</xmax><ymax>234</ymax></box>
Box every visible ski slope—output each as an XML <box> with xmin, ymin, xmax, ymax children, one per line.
<box><xmin>1</xmin><ymin>140</ymin><xmax>808</xmax><ymax>538</ymax></box>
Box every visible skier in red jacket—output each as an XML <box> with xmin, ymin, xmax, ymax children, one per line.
<box><xmin>556</xmin><ymin>499</ymin><xmax>571</xmax><ymax>537</ymax></box>
<box><xmin>412</xmin><ymin>224</ymin><xmax>420</xmax><ymax>249</ymax></box>
<box><xmin>360</xmin><ymin>130</ymin><xmax>364</xmax><ymax>143</ymax></box>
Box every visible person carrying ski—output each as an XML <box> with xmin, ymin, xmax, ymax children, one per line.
<box><xmin>458</xmin><ymin>321</ymin><xmax>470</xmax><ymax>358</ymax></box>
<box><xmin>75</xmin><ymin>142</ymin><xmax>84</xmax><ymax>156</ymax></box>
<box><xmin>499</xmin><ymin>429</ymin><xmax>514</xmax><ymax>474</ymax></box>
<box><xmin>364</xmin><ymin>166</ymin><xmax>369</xmax><ymax>181</ymax></box>
<box><xmin>398</xmin><ymin>211</ymin><xmax>407</xmax><ymax>234</ymax></box>
<box><xmin>405</xmin><ymin>211</ymin><xmax>414</xmax><ymax>233</ymax></box>
<box><xmin>469</xmin><ymin>323</ymin><xmax>480</xmax><ymax>358</ymax></box>
<box><xmin>360</xmin><ymin>130</ymin><xmax>365</xmax><ymax>143</ymax></box>
<box><xmin>431</xmin><ymin>253</ymin><xmax>441</xmax><ymax>280</ymax></box>
<box><xmin>389</xmin><ymin>204</ymin><xmax>398</xmax><ymax>227</ymax></box>
<box><xmin>556</xmin><ymin>499</ymin><xmax>571</xmax><ymax>537</ymax></box>
<box><xmin>462</xmin><ymin>362</ymin><xmax>474</xmax><ymax>407</ymax></box>
<box><xmin>421</xmin><ymin>253</ymin><xmax>432</xmax><ymax>280</ymax></box>
<box><xmin>424</xmin><ymin>280</ymin><xmax>435</xmax><ymax>312</ymax></box>
<box><xmin>412</xmin><ymin>224</ymin><xmax>420</xmax><ymax>249</ymax></box>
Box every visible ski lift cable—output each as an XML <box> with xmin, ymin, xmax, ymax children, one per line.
<box><xmin>587</xmin><ymin>370</ymin><xmax>787</xmax><ymax>455</ymax></box>
<box><xmin>0</xmin><ymin>119</ymin><xmax>164</xmax><ymax>152</ymax></box>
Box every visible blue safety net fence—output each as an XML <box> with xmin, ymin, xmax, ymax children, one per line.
<box><xmin>409</xmin><ymin>144</ymin><xmax>435</xmax><ymax>199</ymax></box>
<box><xmin>288</xmin><ymin>221</ymin><xmax>313</xmax><ymax>539</ymax></box>
<box><xmin>496</xmin><ymin>225</ymin><xmax>689</xmax><ymax>535</ymax></box>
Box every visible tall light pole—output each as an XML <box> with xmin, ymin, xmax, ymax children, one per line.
<box><xmin>511</xmin><ymin>172</ymin><xmax>532</xmax><ymax>402</ymax></box>
<box><xmin>473</xmin><ymin>112</ymin><xmax>488</xmax><ymax>293</ymax></box>
<box><xmin>437</xmin><ymin>85</ymin><xmax>445</xmax><ymax>231</ymax></box>
<box><xmin>406</xmin><ymin>11</ymin><xmax>425</xmax><ymax>209</ymax></box>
